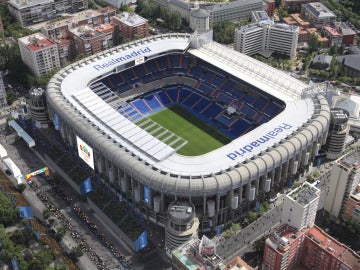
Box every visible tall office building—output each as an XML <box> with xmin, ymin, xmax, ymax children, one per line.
<box><xmin>18</xmin><ymin>33</ymin><xmax>60</xmax><ymax>76</ymax></box>
<box><xmin>324</xmin><ymin>150</ymin><xmax>360</xmax><ymax>220</ymax></box>
<box><xmin>281</xmin><ymin>182</ymin><xmax>320</xmax><ymax>231</ymax></box>
<box><xmin>235</xmin><ymin>16</ymin><xmax>298</xmax><ymax>59</ymax></box>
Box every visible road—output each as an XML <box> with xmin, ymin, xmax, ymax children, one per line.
<box><xmin>215</xmin><ymin>199</ymin><xmax>284</xmax><ymax>261</ymax></box>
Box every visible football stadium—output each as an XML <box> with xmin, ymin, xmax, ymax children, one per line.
<box><xmin>46</xmin><ymin>33</ymin><xmax>330</xmax><ymax>231</ymax></box>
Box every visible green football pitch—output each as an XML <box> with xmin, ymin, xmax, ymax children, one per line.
<box><xmin>137</xmin><ymin>105</ymin><xmax>231</xmax><ymax>156</ymax></box>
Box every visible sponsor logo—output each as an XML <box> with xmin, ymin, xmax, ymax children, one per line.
<box><xmin>226</xmin><ymin>123</ymin><xmax>292</xmax><ymax>161</ymax></box>
<box><xmin>93</xmin><ymin>47</ymin><xmax>152</xmax><ymax>71</ymax></box>
<box><xmin>79</xmin><ymin>144</ymin><xmax>91</xmax><ymax>158</ymax></box>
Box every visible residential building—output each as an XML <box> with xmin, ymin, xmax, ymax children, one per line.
<box><xmin>40</xmin><ymin>7</ymin><xmax>116</xmax><ymax>39</ymax></box>
<box><xmin>324</xmin><ymin>150</ymin><xmax>360</xmax><ymax>220</ymax></box>
<box><xmin>323</xmin><ymin>23</ymin><xmax>356</xmax><ymax>47</ymax></box>
<box><xmin>18</xmin><ymin>33</ymin><xmax>60</xmax><ymax>76</ymax></box>
<box><xmin>301</xmin><ymin>2</ymin><xmax>336</xmax><ymax>28</ymax></box>
<box><xmin>263</xmin><ymin>0</ymin><xmax>275</xmax><ymax>17</ymax></box>
<box><xmin>8</xmin><ymin>0</ymin><xmax>88</xmax><ymax>27</ymax></box>
<box><xmin>281</xmin><ymin>0</ymin><xmax>313</xmax><ymax>13</ymax></box>
<box><xmin>112</xmin><ymin>12</ymin><xmax>149</xmax><ymax>41</ymax></box>
<box><xmin>323</xmin><ymin>25</ymin><xmax>343</xmax><ymax>47</ymax></box>
<box><xmin>307</xmin><ymin>27</ymin><xmax>329</xmax><ymax>48</ymax></box>
<box><xmin>69</xmin><ymin>24</ymin><xmax>114</xmax><ymax>56</ymax></box>
<box><xmin>337</xmin><ymin>54</ymin><xmax>360</xmax><ymax>78</ymax></box>
<box><xmin>322</xmin><ymin>108</ymin><xmax>349</xmax><ymax>160</ymax></box>
<box><xmin>281</xmin><ymin>182</ymin><xmax>320</xmax><ymax>231</ymax></box>
<box><xmin>235</xmin><ymin>18</ymin><xmax>298</xmax><ymax>59</ymax></box>
<box><xmin>311</xmin><ymin>54</ymin><xmax>333</xmax><ymax>70</ymax></box>
<box><xmin>343</xmin><ymin>184</ymin><xmax>360</xmax><ymax>223</ymax></box>
<box><xmin>263</xmin><ymin>224</ymin><xmax>360</xmax><ymax>270</ymax></box>
<box><xmin>225</xmin><ymin>256</ymin><xmax>254</xmax><ymax>270</ymax></box>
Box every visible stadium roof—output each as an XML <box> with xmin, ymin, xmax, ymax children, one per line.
<box><xmin>50</xmin><ymin>33</ymin><xmax>322</xmax><ymax>177</ymax></box>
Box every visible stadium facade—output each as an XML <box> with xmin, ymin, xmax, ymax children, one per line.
<box><xmin>46</xmin><ymin>33</ymin><xmax>330</xmax><ymax>231</ymax></box>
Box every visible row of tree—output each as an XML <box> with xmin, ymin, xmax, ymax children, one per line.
<box><xmin>136</xmin><ymin>0</ymin><xmax>182</xmax><ymax>31</ymax></box>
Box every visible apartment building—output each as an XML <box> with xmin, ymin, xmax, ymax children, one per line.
<box><xmin>281</xmin><ymin>182</ymin><xmax>320</xmax><ymax>231</ymax></box>
<box><xmin>69</xmin><ymin>24</ymin><xmax>114</xmax><ymax>56</ymax></box>
<box><xmin>18</xmin><ymin>32</ymin><xmax>60</xmax><ymax>76</ymax></box>
<box><xmin>40</xmin><ymin>7</ymin><xmax>116</xmax><ymax>40</ymax></box>
<box><xmin>281</xmin><ymin>0</ymin><xmax>313</xmax><ymax>12</ymax></box>
<box><xmin>324</xmin><ymin>150</ymin><xmax>360</xmax><ymax>220</ymax></box>
<box><xmin>112</xmin><ymin>12</ymin><xmax>149</xmax><ymax>41</ymax></box>
<box><xmin>235</xmin><ymin>18</ymin><xmax>298</xmax><ymax>59</ymax></box>
<box><xmin>263</xmin><ymin>224</ymin><xmax>360</xmax><ymax>270</ymax></box>
<box><xmin>343</xmin><ymin>184</ymin><xmax>360</xmax><ymax>223</ymax></box>
<box><xmin>301</xmin><ymin>2</ymin><xmax>336</xmax><ymax>28</ymax></box>
<box><xmin>8</xmin><ymin>0</ymin><xmax>88</xmax><ymax>27</ymax></box>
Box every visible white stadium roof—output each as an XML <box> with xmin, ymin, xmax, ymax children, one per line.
<box><xmin>57</xmin><ymin>34</ymin><xmax>315</xmax><ymax>176</ymax></box>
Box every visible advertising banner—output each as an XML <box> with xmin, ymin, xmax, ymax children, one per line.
<box><xmin>134</xmin><ymin>230</ymin><xmax>148</xmax><ymax>252</ymax></box>
<box><xmin>76</xmin><ymin>136</ymin><xmax>94</xmax><ymax>169</ymax></box>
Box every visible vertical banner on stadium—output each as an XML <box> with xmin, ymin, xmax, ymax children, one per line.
<box><xmin>54</xmin><ymin>113</ymin><xmax>59</xmax><ymax>130</ymax></box>
<box><xmin>76</xmin><ymin>136</ymin><xmax>95</xmax><ymax>169</ymax></box>
<box><xmin>143</xmin><ymin>186</ymin><xmax>150</xmax><ymax>204</ymax></box>
<box><xmin>80</xmin><ymin>177</ymin><xmax>93</xmax><ymax>195</ymax></box>
<box><xmin>134</xmin><ymin>230</ymin><xmax>148</xmax><ymax>252</ymax></box>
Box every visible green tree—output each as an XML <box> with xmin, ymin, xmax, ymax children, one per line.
<box><xmin>0</xmin><ymin>191</ymin><xmax>19</xmax><ymax>226</ymax></box>
<box><xmin>213</xmin><ymin>22</ymin><xmax>238</xmax><ymax>44</ymax></box>
<box><xmin>308</xmin><ymin>33</ymin><xmax>321</xmax><ymax>53</ymax></box>
<box><xmin>252</xmin><ymin>236</ymin><xmax>267</xmax><ymax>256</ymax></box>
<box><xmin>17</xmin><ymin>183</ymin><xmax>26</xmax><ymax>193</ymax></box>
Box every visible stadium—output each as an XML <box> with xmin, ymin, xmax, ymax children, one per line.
<box><xmin>46</xmin><ymin>33</ymin><xmax>330</xmax><ymax>231</ymax></box>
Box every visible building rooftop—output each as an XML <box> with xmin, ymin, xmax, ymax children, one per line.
<box><xmin>224</xmin><ymin>256</ymin><xmax>254</xmax><ymax>270</ymax></box>
<box><xmin>323</xmin><ymin>25</ymin><xmax>341</xmax><ymax>37</ymax></box>
<box><xmin>115</xmin><ymin>12</ymin><xmax>147</xmax><ymax>27</ymax></box>
<box><xmin>306</xmin><ymin>2</ymin><xmax>336</xmax><ymax>19</ymax></box>
<box><xmin>337</xmin><ymin>150</ymin><xmax>360</xmax><ymax>170</ymax></box>
<box><xmin>290</xmin><ymin>13</ymin><xmax>310</xmax><ymax>27</ymax></box>
<box><xmin>287</xmin><ymin>182</ymin><xmax>319</xmax><ymax>206</ymax></box>
<box><xmin>94</xmin><ymin>24</ymin><xmax>114</xmax><ymax>33</ymax></box>
<box><xmin>70</xmin><ymin>25</ymin><xmax>103</xmax><ymax>40</ymax></box>
<box><xmin>172</xmin><ymin>238</ymin><xmax>224</xmax><ymax>270</ymax></box>
<box><xmin>28</xmin><ymin>7</ymin><xmax>116</xmax><ymax>31</ymax></box>
<box><xmin>337</xmin><ymin>54</ymin><xmax>360</xmax><ymax>72</ymax></box>
<box><xmin>18</xmin><ymin>33</ymin><xmax>55</xmax><ymax>51</ymax></box>
<box><xmin>8</xmin><ymin>0</ymin><xmax>53</xmax><ymax>9</ymax></box>
<box><xmin>267</xmin><ymin>224</ymin><xmax>306</xmax><ymax>252</ymax></box>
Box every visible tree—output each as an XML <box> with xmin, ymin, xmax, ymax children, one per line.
<box><xmin>17</xmin><ymin>183</ymin><xmax>26</xmax><ymax>193</ymax></box>
<box><xmin>308</xmin><ymin>33</ymin><xmax>321</xmax><ymax>53</ymax></box>
<box><xmin>252</xmin><ymin>236</ymin><xmax>267</xmax><ymax>256</ymax></box>
<box><xmin>0</xmin><ymin>191</ymin><xmax>19</xmax><ymax>226</ymax></box>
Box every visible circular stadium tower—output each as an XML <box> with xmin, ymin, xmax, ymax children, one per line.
<box><xmin>165</xmin><ymin>201</ymin><xmax>199</xmax><ymax>255</ymax></box>
<box><xmin>46</xmin><ymin>33</ymin><xmax>330</xmax><ymax>232</ymax></box>
<box><xmin>323</xmin><ymin>108</ymin><xmax>349</xmax><ymax>160</ymax></box>
<box><xmin>29</xmin><ymin>87</ymin><xmax>48</xmax><ymax>128</ymax></box>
